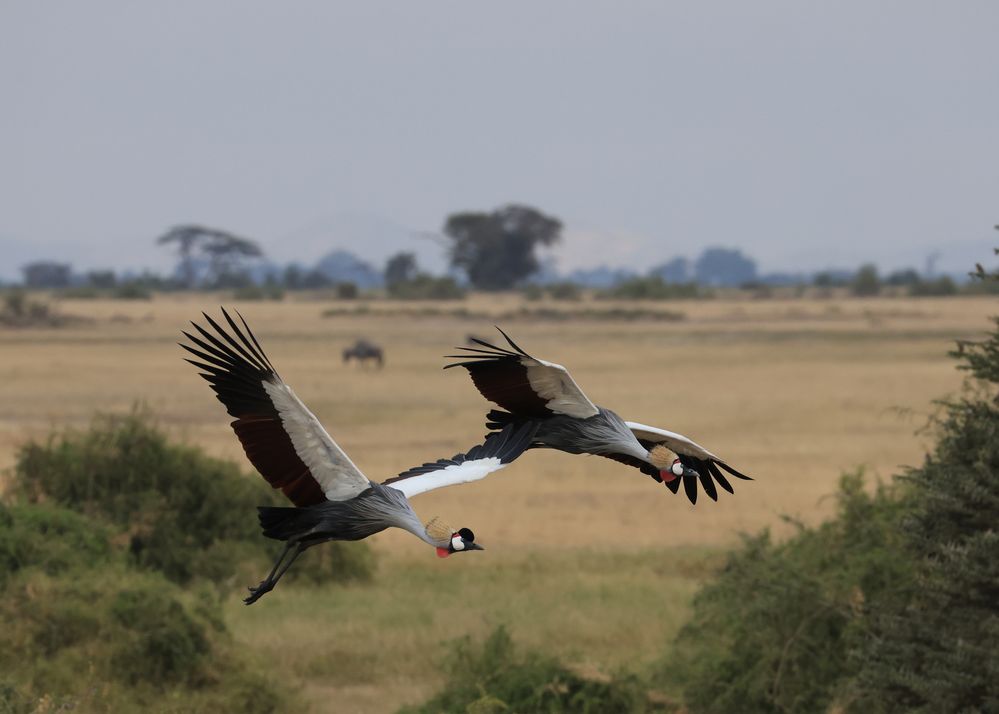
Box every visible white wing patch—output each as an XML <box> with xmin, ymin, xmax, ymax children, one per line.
<box><xmin>625</xmin><ymin>421</ymin><xmax>721</xmax><ymax>462</ymax></box>
<box><xmin>387</xmin><ymin>456</ymin><xmax>504</xmax><ymax>499</ymax></box>
<box><xmin>263</xmin><ymin>379</ymin><xmax>371</xmax><ymax>501</ymax></box>
<box><xmin>523</xmin><ymin>358</ymin><xmax>599</xmax><ymax>419</ymax></box>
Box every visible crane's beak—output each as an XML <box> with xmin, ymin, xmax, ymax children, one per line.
<box><xmin>467</xmin><ymin>542</ymin><xmax>484</xmax><ymax>551</ymax></box>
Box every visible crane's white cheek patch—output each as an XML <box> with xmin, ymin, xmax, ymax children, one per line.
<box><xmin>451</xmin><ymin>536</ymin><xmax>465</xmax><ymax>551</ymax></box>
<box><xmin>671</xmin><ymin>460</ymin><xmax>685</xmax><ymax>477</ymax></box>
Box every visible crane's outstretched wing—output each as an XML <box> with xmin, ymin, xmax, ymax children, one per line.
<box><xmin>180</xmin><ymin>309</ymin><xmax>370</xmax><ymax>506</ymax></box>
<box><xmin>383</xmin><ymin>421</ymin><xmax>537</xmax><ymax>498</ymax></box>
<box><xmin>445</xmin><ymin>329</ymin><xmax>599</xmax><ymax>419</ymax></box>
<box><xmin>625</xmin><ymin>421</ymin><xmax>752</xmax><ymax>504</ymax></box>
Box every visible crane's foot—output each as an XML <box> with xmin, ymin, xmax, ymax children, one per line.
<box><xmin>244</xmin><ymin>580</ymin><xmax>274</xmax><ymax>605</ymax></box>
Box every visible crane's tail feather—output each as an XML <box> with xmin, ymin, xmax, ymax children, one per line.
<box><xmin>485</xmin><ymin>408</ymin><xmax>518</xmax><ymax>430</ymax></box>
<box><xmin>258</xmin><ymin>506</ymin><xmax>317</xmax><ymax>541</ymax></box>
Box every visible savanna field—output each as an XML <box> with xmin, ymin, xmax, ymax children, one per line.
<box><xmin>1</xmin><ymin>293</ymin><xmax>993</xmax><ymax>713</ymax></box>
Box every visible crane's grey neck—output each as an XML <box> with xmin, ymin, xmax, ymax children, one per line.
<box><xmin>377</xmin><ymin>483</ymin><xmax>448</xmax><ymax>547</ymax></box>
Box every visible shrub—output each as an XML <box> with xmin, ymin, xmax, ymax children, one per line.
<box><xmin>402</xmin><ymin>626</ymin><xmax>651</xmax><ymax>714</ymax></box>
<box><xmin>656</xmin><ymin>471</ymin><xmax>912</xmax><ymax>714</ymax></box>
<box><xmin>850</xmin><ymin>253</ymin><xmax>999</xmax><ymax>711</ymax></box>
<box><xmin>12</xmin><ymin>408</ymin><xmax>373</xmax><ymax>586</ymax></box>
<box><xmin>0</xmin><ymin>503</ymin><xmax>112</xmax><ymax>588</ymax></box>
<box><xmin>0</xmin><ymin>567</ymin><xmax>293</xmax><ymax>712</ymax></box>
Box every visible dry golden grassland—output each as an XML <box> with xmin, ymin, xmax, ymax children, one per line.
<box><xmin>0</xmin><ymin>293</ymin><xmax>993</xmax><ymax>712</ymax></box>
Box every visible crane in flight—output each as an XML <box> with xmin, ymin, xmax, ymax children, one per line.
<box><xmin>446</xmin><ymin>329</ymin><xmax>752</xmax><ymax>505</ymax></box>
<box><xmin>180</xmin><ymin>309</ymin><xmax>534</xmax><ymax>604</ymax></box>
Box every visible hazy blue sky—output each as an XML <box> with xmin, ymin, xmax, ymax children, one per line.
<box><xmin>3</xmin><ymin>1</ymin><xmax>997</xmax><ymax>280</ymax></box>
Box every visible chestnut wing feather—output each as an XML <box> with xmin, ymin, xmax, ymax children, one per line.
<box><xmin>445</xmin><ymin>329</ymin><xmax>599</xmax><ymax>419</ymax></box>
<box><xmin>181</xmin><ymin>309</ymin><xmax>370</xmax><ymax>506</ymax></box>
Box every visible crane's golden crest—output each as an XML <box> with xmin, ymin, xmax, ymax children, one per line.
<box><xmin>424</xmin><ymin>517</ymin><xmax>454</xmax><ymax>542</ymax></box>
<box><xmin>648</xmin><ymin>444</ymin><xmax>674</xmax><ymax>468</ymax></box>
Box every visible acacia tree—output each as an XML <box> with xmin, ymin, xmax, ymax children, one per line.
<box><xmin>443</xmin><ymin>204</ymin><xmax>562</xmax><ymax>290</ymax></box>
<box><xmin>156</xmin><ymin>225</ymin><xmax>261</xmax><ymax>288</ymax></box>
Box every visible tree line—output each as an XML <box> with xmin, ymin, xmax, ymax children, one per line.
<box><xmin>13</xmin><ymin>206</ymin><xmax>984</xmax><ymax>297</ymax></box>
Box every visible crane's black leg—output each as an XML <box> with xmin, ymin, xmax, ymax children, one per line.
<box><xmin>245</xmin><ymin>541</ymin><xmax>301</xmax><ymax>605</ymax></box>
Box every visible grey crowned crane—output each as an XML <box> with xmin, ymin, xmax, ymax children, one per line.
<box><xmin>446</xmin><ymin>329</ymin><xmax>752</xmax><ymax>504</ymax></box>
<box><xmin>180</xmin><ymin>310</ymin><xmax>535</xmax><ymax>604</ymax></box>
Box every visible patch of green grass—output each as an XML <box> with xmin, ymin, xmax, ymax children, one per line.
<box><xmin>229</xmin><ymin>547</ymin><xmax>717</xmax><ymax>710</ymax></box>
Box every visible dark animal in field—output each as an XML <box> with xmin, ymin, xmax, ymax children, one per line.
<box><xmin>343</xmin><ymin>339</ymin><xmax>384</xmax><ymax>368</ymax></box>
<box><xmin>180</xmin><ymin>309</ymin><xmax>533</xmax><ymax>603</ymax></box>
<box><xmin>446</xmin><ymin>328</ymin><xmax>753</xmax><ymax>505</ymax></box>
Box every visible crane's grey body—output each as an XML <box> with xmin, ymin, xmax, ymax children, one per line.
<box><xmin>532</xmin><ymin>407</ymin><xmax>647</xmax><ymax>461</ymax></box>
<box><xmin>260</xmin><ymin>482</ymin><xmax>438</xmax><ymax>547</ymax></box>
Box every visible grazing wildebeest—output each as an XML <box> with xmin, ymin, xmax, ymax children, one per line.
<box><xmin>343</xmin><ymin>339</ymin><xmax>384</xmax><ymax>368</ymax></box>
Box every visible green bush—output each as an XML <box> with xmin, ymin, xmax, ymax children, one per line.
<box><xmin>0</xmin><ymin>567</ymin><xmax>293</xmax><ymax>712</ymax></box>
<box><xmin>12</xmin><ymin>408</ymin><xmax>373</xmax><ymax>586</ymax></box>
<box><xmin>401</xmin><ymin>626</ymin><xmax>651</xmax><ymax>714</ymax></box>
<box><xmin>850</xmin><ymin>254</ymin><xmax>999</xmax><ymax>711</ymax></box>
<box><xmin>656</xmin><ymin>471</ymin><xmax>912</xmax><ymax>714</ymax></box>
<box><xmin>0</xmin><ymin>503</ymin><xmax>112</xmax><ymax>588</ymax></box>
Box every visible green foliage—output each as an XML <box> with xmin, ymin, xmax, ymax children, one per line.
<box><xmin>851</xmin><ymin>252</ymin><xmax>999</xmax><ymax>712</ymax></box>
<box><xmin>387</xmin><ymin>274</ymin><xmax>466</xmax><ymax>300</ymax></box>
<box><xmin>0</xmin><ymin>503</ymin><xmax>112</xmax><ymax>588</ymax></box>
<box><xmin>600</xmin><ymin>276</ymin><xmax>702</xmax><ymax>300</ymax></box>
<box><xmin>283</xmin><ymin>533</ymin><xmax>376</xmax><ymax>586</ymax></box>
<box><xmin>663</xmin><ymin>248</ymin><xmax>999</xmax><ymax>713</ymax></box>
<box><xmin>0</xmin><ymin>565</ymin><xmax>292</xmax><ymax>712</ymax></box>
<box><xmin>401</xmin><ymin>626</ymin><xmax>651</xmax><ymax>714</ymax></box>
<box><xmin>12</xmin><ymin>408</ymin><xmax>373</xmax><ymax>586</ymax></box>
<box><xmin>657</xmin><ymin>471</ymin><xmax>912</xmax><ymax>714</ymax></box>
